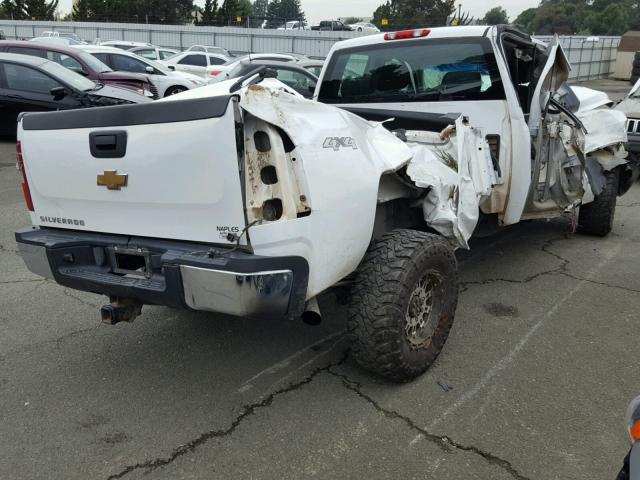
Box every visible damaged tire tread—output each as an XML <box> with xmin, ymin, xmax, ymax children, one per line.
<box><xmin>578</xmin><ymin>169</ymin><xmax>619</xmax><ymax>237</ymax></box>
<box><xmin>347</xmin><ymin>229</ymin><xmax>458</xmax><ymax>382</ymax></box>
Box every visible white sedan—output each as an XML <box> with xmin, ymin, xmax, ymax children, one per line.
<box><xmin>347</xmin><ymin>22</ymin><xmax>380</xmax><ymax>33</ymax></box>
<box><xmin>76</xmin><ymin>45</ymin><xmax>207</xmax><ymax>97</ymax></box>
<box><xmin>159</xmin><ymin>50</ymin><xmax>230</xmax><ymax>78</ymax></box>
<box><xmin>206</xmin><ymin>53</ymin><xmax>302</xmax><ymax>83</ymax></box>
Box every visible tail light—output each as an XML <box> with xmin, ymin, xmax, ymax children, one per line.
<box><xmin>208</xmin><ymin>70</ymin><xmax>222</xmax><ymax>76</ymax></box>
<box><xmin>16</xmin><ymin>141</ymin><xmax>34</xmax><ymax>211</ymax></box>
<box><xmin>384</xmin><ymin>28</ymin><xmax>430</xmax><ymax>41</ymax></box>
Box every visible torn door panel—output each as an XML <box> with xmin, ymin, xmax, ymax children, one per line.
<box><xmin>405</xmin><ymin>117</ymin><xmax>496</xmax><ymax>249</ymax></box>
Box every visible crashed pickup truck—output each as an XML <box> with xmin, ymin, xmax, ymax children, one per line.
<box><xmin>14</xmin><ymin>25</ymin><xmax>636</xmax><ymax>383</ymax></box>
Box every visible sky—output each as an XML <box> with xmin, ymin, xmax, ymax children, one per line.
<box><xmin>55</xmin><ymin>0</ymin><xmax>540</xmax><ymax>24</ymax></box>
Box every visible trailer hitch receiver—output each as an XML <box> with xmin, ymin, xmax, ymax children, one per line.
<box><xmin>100</xmin><ymin>297</ymin><xmax>143</xmax><ymax>325</ymax></box>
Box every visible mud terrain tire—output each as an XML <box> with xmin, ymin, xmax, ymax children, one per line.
<box><xmin>578</xmin><ymin>169</ymin><xmax>619</xmax><ymax>236</ymax></box>
<box><xmin>347</xmin><ymin>229</ymin><xmax>458</xmax><ymax>382</ymax></box>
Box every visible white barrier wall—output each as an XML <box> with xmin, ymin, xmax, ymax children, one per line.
<box><xmin>0</xmin><ymin>20</ymin><xmax>621</xmax><ymax>80</ymax></box>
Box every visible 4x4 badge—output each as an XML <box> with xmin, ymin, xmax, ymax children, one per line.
<box><xmin>97</xmin><ymin>170</ymin><xmax>128</xmax><ymax>190</ymax></box>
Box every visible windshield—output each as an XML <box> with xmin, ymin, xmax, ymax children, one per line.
<box><xmin>41</xmin><ymin>60</ymin><xmax>96</xmax><ymax>91</ymax></box>
<box><xmin>76</xmin><ymin>50</ymin><xmax>112</xmax><ymax>73</ymax></box>
<box><xmin>318</xmin><ymin>37</ymin><xmax>505</xmax><ymax>104</ymax></box>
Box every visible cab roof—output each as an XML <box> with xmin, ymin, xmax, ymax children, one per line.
<box><xmin>332</xmin><ymin>25</ymin><xmax>493</xmax><ymax>51</ymax></box>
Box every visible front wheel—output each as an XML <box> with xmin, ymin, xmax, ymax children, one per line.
<box><xmin>347</xmin><ymin>229</ymin><xmax>459</xmax><ymax>382</ymax></box>
<box><xmin>165</xmin><ymin>86</ymin><xmax>187</xmax><ymax>97</ymax></box>
<box><xmin>578</xmin><ymin>169</ymin><xmax>619</xmax><ymax>236</ymax></box>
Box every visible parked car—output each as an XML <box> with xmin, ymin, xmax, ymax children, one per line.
<box><xmin>0</xmin><ymin>41</ymin><xmax>156</xmax><ymax>98</ymax></box>
<box><xmin>277</xmin><ymin>21</ymin><xmax>310</xmax><ymax>30</ymax></box>
<box><xmin>311</xmin><ymin>20</ymin><xmax>352</xmax><ymax>31</ymax></box>
<box><xmin>129</xmin><ymin>45</ymin><xmax>178</xmax><ymax>61</ymax></box>
<box><xmin>0</xmin><ymin>30</ymin><xmax>5</xmax><ymax>41</ymax></box>
<box><xmin>159</xmin><ymin>50</ymin><xmax>230</xmax><ymax>78</ymax></box>
<box><xmin>100</xmin><ymin>40</ymin><xmax>153</xmax><ymax>50</ymax></box>
<box><xmin>347</xmin><ymin>22</ymin><xmax>380</xmax><ymax>33</ymax></box>
<box><xmin>0</xmin><ymin>53</ymin><xmax>149</xmax><ymax>135</ymax></box>
<box><xmin>297</xmin><ymin>59</ymin><xmax>324</xmax><ymax>77</ymax></box>
<box><xmin>186</xmin><ymin>45</ymin><xmax>233</xmax><ymax>58</ymax></box>
<box><xmin>222</xmin><ymin>59</ymin><xmax>318</xmax><ymax>97</ymax></box>
<box><xmin>77</xmin><ymin>45</ymin><xmax>207</xmax><ymax>97</ymax></box>
<box><xmin>616</xmin><ymin>79</ymin><xmax>640</xmax><ymax>176</ymax></box>
<box><xmin>207</xmin><ymin>53</ymin><xmax>301</xmax><ymax>82</ymax></box>
<box><xmin>30</xmin><ymin>36</ymin><xmax>84</xmax><ymax>46</ymax></box>
<box><xmin>41</xmin><ymin>31</ymin><xmax>86</xmax><ymax>43</ymax></box>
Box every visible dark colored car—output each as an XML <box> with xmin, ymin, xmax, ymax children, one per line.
<box><xmin>226</xmin><ymin>59</ymin><xmax>318</xmax><ymax>98</ymax></box>
<box><xmin>311</xmin><ymin>21</ymin><xmax>352</xmax><ymax>31</ymax></box>
<box><xmin>0</xmin><ymin>53</ymin><xmax>150</xmax><ymax>135</ymax></box>
<box><xmin>0</xmin><ymin>41</ymin><xmax>157</xmax><ymax>98</ymax></box>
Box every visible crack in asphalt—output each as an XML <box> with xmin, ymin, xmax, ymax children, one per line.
<box><xmin>460</xmin><ymin>236</ymin><xmax>569</xmax><ymax>293</ymax></box>
<box><xmin>461</xmin><ymin>235</ymin><xmax>637</xmax><ymax>294</ymax></box>
<box><xmin>327</xmin><ymin>369</ymin><xmax>532</xmax><ymax>480</ymax></box>
<box><xmin>0</xmin><ymin>278</ymin><xmax>44</xmax><ymax>285</ymax></box>
<box><xmin>106</xmin><ymin>351</ymin><xmax>349</xmax><ymax>479</ymax></box>
<box><xmin>62</xmin><ymin>288</ymin><xmax>102</xmax><ymax>309</ymax></box>
<box><xmin>618</xmin><ymin>202</ymin><xmax>640</xmax><ymax>207</ymax></box>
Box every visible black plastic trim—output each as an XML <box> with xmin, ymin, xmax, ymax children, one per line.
<box><xmin>15</xmin><ymin>227</ymin><xmax>309</xmax><ymax>316</ymax></box>
<box><xmin>89</xmin><ymin>130</ymin><xmax>127</xmax><ymax>158</ymax></box>
<box><xmin>21</xmin><ymin>95</ymin><xmax>232</xmax><ymax>131</ymax></box>
<box><xmin>342</xmin><ymin>106</ymin><xmax>460</xmax><ymax>132</ymax></box>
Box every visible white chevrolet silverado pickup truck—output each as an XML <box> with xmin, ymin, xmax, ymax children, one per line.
<box><xmin>14</xmin><ymin>25</ymin><xmax>637</xmax><ymax>382</ymax></box>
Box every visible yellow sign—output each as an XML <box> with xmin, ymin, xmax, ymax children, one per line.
<box><xmin>97</xmin><ymin>170</ymin><xmax>128</xmax><ymax>190</ymax></box>
<box><xmin>451</xmin><ymin>18</ymin><xmax>459</xmax><ymax>26</ymax></box>
<box><xmin>236</xmin><ymin>16</ymin><xmax>242</xmax><ymax>23</ymax></box>
<box><xmin>381</xmin><ymin>18</ymin><xmax>389</xmax><ymax>26</ymax></box>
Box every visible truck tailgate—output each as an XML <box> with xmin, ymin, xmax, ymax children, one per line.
<box><xmin>18</xmin><ymin>96</ymin><xmax>247</xmax><ymax>245</ymax></box>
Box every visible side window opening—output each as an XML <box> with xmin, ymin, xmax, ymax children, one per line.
<box><xmin>4</xmin><ymin>63</ymin><xmax>61</xmax><ymax>94</ymax></box>
<box><xmin>179</xmin><ymin>54</ymin><xmax>206</xmax><ymax>67</ymax></box>
<box><xmin>500</xmin><ymin>34</ymin><xmax>539</xmax><ymax>116</ymax></box>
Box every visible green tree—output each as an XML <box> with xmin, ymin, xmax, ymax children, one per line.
<box><xmin>513</xmin><ymin>7</ymin><xmax>536</xmax><ymax>31</ymax></box>
<box><xmin>371</xmin><ymin>0</ymin><xmax>455</xmax><ymax>29</ymax></box>
<box><xmin>2</xmin><ymin>0</ymin><xmax>27</xmax><ymax>19</ymax></box>
<box><xmin>342</xmin><ymin>16</ymin><xmax>363</xmax><ymax>24</ymax></box>
<box><xmin>266</xmin><ymin>0</ymin><xmax>304</xmax><ymax>28</ymax></box>
<box><xmin>3</xmin><ymin>0</ymin><xmax>58</xmax><ymax>19</ymax></box>
<box><xmin>72</xmin><ymin>0</ymin><xmax>194</xmax><ymax>23</ymax></box>
<box><xmin>482</xmin><ymin>6</ymin><xmax>508</xmax><ymax>25</ymax></box>
<box><xmin>199</xmin><ymin>0</ymin><xmax>219</xmax><ymax>24</ymax></box>
<box><xmin>372</xmin><ymin>1</ymin><xmax>396</xmax><ymax>29</ymax></box>
<box><xmin>252</xmin><ymin>0</ymin><xmax>267</xmax><ymax>18</ymax></box>
<box><xmin>220</xmin><ymin>0</ymin><xmax>238</xmax><ymax>23</ymax></box>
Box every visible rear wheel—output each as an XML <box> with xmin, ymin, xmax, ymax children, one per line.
<box><xmin>165</xmin><ymin>86</ymin><xmax>187</xmax><ymax>97</ymax></box>
<box><xmin>578</xmin><ymin>169</ymin><xmax>619</xmax><ymax>236</ymax></box>
<box><xmin>347</xmin><ymin>229</ymin><xmax>458</xmax><ymax>382</ymax></box>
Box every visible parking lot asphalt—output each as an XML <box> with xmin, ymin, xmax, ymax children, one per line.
<box><xmin>1</xmin><ymin>91</ymin><xmax>640</xmax><ymax>479</ymax></box>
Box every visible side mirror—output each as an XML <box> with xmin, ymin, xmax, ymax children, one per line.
<box><xmin>50</xmin><ymin>86</ymin><xmax>67</xmax><ymax>100</ymax></box>
<box><xmin>145</xmin><ymin>65</ymin><xmax>154</xmax><ymax>73</ymax></box>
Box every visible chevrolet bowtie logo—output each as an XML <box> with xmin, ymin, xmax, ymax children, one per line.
<box><xmin>97</xmin><ymin>170</ymin><xmax>128</xmax><ymax>190</ymax></box>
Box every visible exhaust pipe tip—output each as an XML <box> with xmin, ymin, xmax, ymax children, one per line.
<box><xmin>301</xmin><ymin>297</ymin><xmax>322</xmax><ymax>326</ymax></box>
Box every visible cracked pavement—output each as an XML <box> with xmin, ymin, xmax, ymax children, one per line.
<box><xmin>1</xmin><ymin>100</ymin><xmax>640</xmax><ymax>480</ymax></box>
